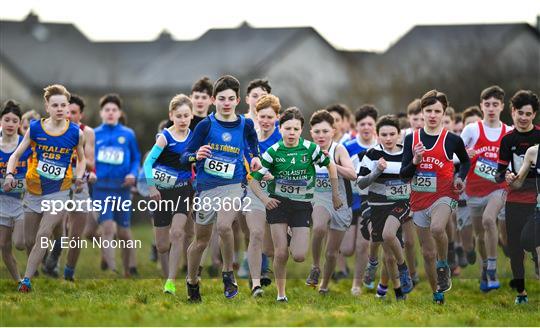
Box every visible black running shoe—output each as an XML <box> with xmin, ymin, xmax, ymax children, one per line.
<box><xmin>466</xmin><ymin>250</ymin><xmax>477</xmax><ymax>265</ymax></box>
<box><xmin>455</xmin><ymin>247</ymin><xmax>468</xmax><ymax>268</ymax></box>
<box><xmin>187</xmin><ymin>281</ymin><xmax>202</xmax><ymax>303</ymax></box>
<box><xmin>251</xmin><ymin>285</ymin><xmax>264</xmax><ymax>298</ymax></box>
<box><xmin>261</xmin><ymin>269</ymin><xmax>272</xmax><ymax>287</ymax></box>
<box><xmin>306</xmin><ymin>267</ymin><xmax>321</xmax><ymax>287</ymax></box>
<box><xmin>436</xmin><ymin>265</ymin><xmax>452</xmax><ymax>292</ymax></box>
<box><xmin>222</xmin><ymin>271</ymin><xmax>239</xmax><ymax>299</ymax></box>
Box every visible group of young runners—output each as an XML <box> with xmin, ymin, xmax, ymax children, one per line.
<box><xmin>1</xmin><ymin>77</ymin><xmax>539</xmax><ymax>306</ymax></box>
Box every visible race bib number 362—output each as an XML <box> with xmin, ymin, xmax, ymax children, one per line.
<box><xmin>411</xmin><ymin>171</ymin><xmax>436</xmax><ymax>193</ymax></box>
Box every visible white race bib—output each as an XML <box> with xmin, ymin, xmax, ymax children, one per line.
<box><xmin>204</xmin><ymin>156</ymin><xmax>236</xmax><ymax>179</ymax></box>
<box><xmin>152</xmin><ymin>165</ymin><xmax>178</xmax><ymax>189</ymax></box>
<box><xmin>411</xmin><ymin>171</ymin><xmax>437</xmax><ymax>193</ymax></box>
<box><xmin>275</xmin><ymin>179</ymin><xmax>308</xmax><ymax>198</ymax></box>
<box><xmin>0</xmin><ymin>178</ymin><xmax>25</xmax><ymax>193</ymax></box>
<box><xmin>97</xmin><ymin>147</ymin><xmax>124</xmax><ymax>165</ymax></box>
<box><xmin>315</xmin><ymin>173</ymin><xmax>331</xmax><ymax>193</ymax></box>
<box><xmin>37</xmin><ymin>159</ymin><xmax>66</xmax><ymax>180</ymax></box>
<box><xmin>474</xmin><ymin>157</ymin><xmax>497</xmax><ymax>182</ymax></box>
<box><xmin>385</xmin><ymin>179</ymin><xmax>410</xmax><ymax>200</ymax></box>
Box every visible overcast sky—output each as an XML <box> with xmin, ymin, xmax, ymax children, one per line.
<box><xmin>2</xmin><ymin>0</ymin><xmax>539</xmax><ymax>51</ymax></box>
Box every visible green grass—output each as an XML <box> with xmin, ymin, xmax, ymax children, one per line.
<box><xmin>1</xmin><ymin>224</ymin><xmax>539</xmax><ymax>326</ymax></box>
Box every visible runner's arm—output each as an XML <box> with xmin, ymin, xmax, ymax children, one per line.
<box><xmin>142</xmin><ymin>135</ymin><xmax>167</xmax><ymax>187</ymax></box>
<box><xmin>495</xmin><ymin>135</ymin><xmax>511</xmax><ymax>183</ymax></box>
<box><xmin>509</xmin><ymin>145</ymin><xmax>537</xmax><ymax>190</ymax></box>
<box><xmin>74</xmin><ymin>130</ymin><xmax>86</xmax><ymax>179</ymax></box>
<box><xmin>335</xmin><ymin>144</ymin><xmax>357</xmax><ymax>181</ymax></box>
<box><xmin>400</xmin><ymin>133</ymin><xmax>416</xmax><ymax>179</ymax></box>
<box><xmin>245</xmin><ymin>118</ymin><xmax>260</xmax><ymax>159</ymax></box>
<box><xmin>180</xmin><ymin>120</ymin><xmax>210</xmax><ymax>165</ymax></box>
<box><xmin>453</xmin><ymin>136</ymin><xmax>470</xmax><ymax>180</ymax></box>
<box><xmin>83</xmin><ymin>127</ymin><xmax>95</xmax><ymax>171</ymax></box>
<box><xmin>6</xmin><ymin>129</ymin><xmax>31</xmax><ymax>175</ymax></box>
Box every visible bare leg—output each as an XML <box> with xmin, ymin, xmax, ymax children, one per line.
<box><xmin>319</xmin><ymin>229</ymin><xmax>346</xmax><ymax>290</ymax></box>
<box><xmin>24</xmin><ymin>212</ymin><xmax>41</xmax><ymax>256</ymax></box>
<box><xmin>168</xmin><ymin>214</ymin><xmax>188</xmax><ymax>280</ymax></box>
<box><xmin>270</xmin><ymin>223</ymin><xmax>289</xmax><ymax>298</ymax></box>
<box><xmin>311</xmin><ymin>206</ymin><xmax>330</xmax><ymax>269</ymax></box>
<box><xmin>0</xmin><ymin>225</ymin><xmax>20</xmax><ymax>280</ymax></box>
<box><xmin>65</xmin><ymin>211</ymin><xmax>87</xmax><ymax>269</ymax></box>
<box><xmin>217</xmin><ymin>210</ymin><xmax>239</xmax><ymax>272</ymax></box>
<box><xmin>100</xmin><ymin>220</ymin><xmax>117</xmax><ymax>271</ymax></box>
<box><xmin>245</xmin><ymin>209</ymin><xmax>266</xmax><ymax>287</ymax></box>
<box><xmin>416</xmin><ymin>226</ymin><xmax>437</xmax><ymax>292</ymax></box>
<box><xmin>430</xmin><ymin>204</ymin><xmax>451</xmax><ymax>262</ymax></box>
<box><xmin>352</xmin><ymin>223</ymin><xmax>369</xmax><ymax>289</ymax></box>
<box><xmin>401</xmin><ymin>219</ymin><xmax>417</xmax><ymax>276</ymax></box>
<box><xmin>155</xmin><ymin>225</ymin><xmax>170</xmax><ymax>277</ymax></box>
<box><xmin>117</xmin><ymin>227</ymin><xmax>135</xmax><ymax>276</ymax></box>
<box><xmin>186</xmin><ymin>223</ymin><xmax>213</xmax><ymax>284</ymax></box>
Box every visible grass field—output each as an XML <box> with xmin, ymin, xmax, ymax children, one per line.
<box><xmin>1</xmin><ymin>224</ymin><xmax>539</xmax><ymax>326</ymax></box>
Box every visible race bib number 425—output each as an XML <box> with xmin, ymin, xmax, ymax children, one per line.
<box><xmin>37</xmin><ymin>159</ymin><xmax>66</xmax><ymax>180</ymax></box>
<box><xmin>97</xmin><ymin>147</ymin><xmax>124</xmax><ymax>165</ymax></box>
<box><xmin>204</xmin><ymin>156</ymin><xmax>236</xmax><ymax>179</ymax></box>
<box><xmin>411</xmin><ymin>171</ymin><xmax>436</xmax><ymax>193</ymax></box>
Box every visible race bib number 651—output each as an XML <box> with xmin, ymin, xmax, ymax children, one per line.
<box><xmin>204</xmin><ymin>156</ymin><xmax>236</xmax><ymax>179</ymax></box>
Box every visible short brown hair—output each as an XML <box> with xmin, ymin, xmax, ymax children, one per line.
<box><xmin>100</xmin><ymin>93</ymin><xmax>122</xmax><ymax>109</ymax></box>
<box><xmin>43</xmin><ymin>84</ymin><xmax>70</xmax><ymax>102</ymax></box>
<box><xmin>407</xmin><ymin>99</ymin><xmax>422</xmax><ymax>116</ymax></box>
<box><xmin>279</xmin><ymin>107</ymin><xmax>304</xmax><ymax>127</ymax></box>
<box><xmin>255</xmin><ymin>94</ymin><xmax>281</xmax><ymax>115</ymax></box>
<box><xmin>420</xmin><ymin>90</ymin><xmax>448</xmax><ymax>111</ymax></box>
<box><xmin>191</xmin><ymin>77</ymin><xmax>213</xmax><ymax>96</ymax></box>
<box><xmin>445</xmin><ymin>106</ymin><xmax>455</xmax><ymax>120</ymax></box>
<box><xmin>462</xmin><ymin>106</ymin><xmax>483</xmax><ymax>122</ymax></box>
<box><xmin>169</xmin><ymin>94</ymin><xmax>192</xmax><ymax>112</ymax></box>
<box><xmin>310</xmin><ymin>109</ymin><xmax>335</xmax><ymax>127</ymax></box>
<box><xmin>376</xmin><ymin>115</ymin><xmax>400</xmax><ymax>134</ymax></box>
<box><xmin>480</xmin><ymin>85</ymin><xmax>505</xmax><ymax>102</ymax></box>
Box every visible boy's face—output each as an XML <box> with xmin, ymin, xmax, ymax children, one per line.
<box><xmin>67</xmin><ymin>103</ymin><xmax>83</xmax><ymax>124</ymax></box>
<box><xmin>191</xmin><ymin>91</ymin><xmax>212</xmax><ymax>116</ymax></box>
<box><xmin>480</xmin><ymin>97</ymin><xmax>503</xmax><ymax>122</ymax></box>
<box><xmin>169</xmin><ymin>104</ymin><xmax>192</xmax><ymax>130</ymax></box>
<box><xmin>310</xmin><ymin>121</ymin><xmax>334</xmax><ymax>148</ymax></box>
<box><xmin>442</xmin><ymin>115</ymin><xmax>454</xmax><ymax>131</ymax></box>
<box><xmin>257</xmin><ymin>107</ymin><xmax>278</xmax><ymax>134</ymax></box>
<box><xmin>280</xmin><ymin>119</ymin><xmax>302</xmax><ymax>145</ymax></box>
<box><xmin>422</xmin><ymin>102</ymin><xmax>444</xmax><ymax>129</ymax></box>
<box><xmin>453</xmin><ymin>121</ymin><xmax>464</xmax><ymax>135</ymax></box>
<box><xmin>408</xmin><ymin>113</ymin><xmax>424</xmax><ymax>130</ymax></box>
<box><xmin>356</xmin><ymin>116</ymin><xmax>376</xmax><ymax>142</ymax></box>
<box><xmin>246</xmin><ymin>87</ymin><xmax>268</xmax><ymax>111</ymax></box>
<box><xmin>378</xmin><ymin>125</ymin><xmax>400</xmax><ymax>151</ymax></box>
<box><xmin>100</xmin><ymin>102</ymin><xmax>121</xmax><ymax>125</ymax></box>
<box><xmin>213</xmin><ymin>89</ymin><xmax>240</xmax><ymax>116</ymax></box>
<box><xmin>464</xmin><ymin>115</ymin><xmax>482</xmax><ymax>127</ymax></box>
<box><xmin>329</xmin><ymin>111</ymin><xmax>343</xmax><ymax>134</ymax></box>
<box><xmin>511</xmin><ymin>105</ymin><xmax>536</xmax><ymax>130</ymax></box>
<box><xmin>46</xmin><ymin>95</ymin><xmax>69</xmax><ymax>120</ymax></box>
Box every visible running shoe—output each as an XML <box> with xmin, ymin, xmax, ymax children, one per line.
<box><xmin>466</xmin><ymin>250</ymin><xmax>477</xmax><ymax>265</ymax></box>
<box><xmin>398</xmin><ymin>266</ymin><xmax>413</xmax><ymax>294</ymax></box>
<box><xmin>222</xmin><ymin>272</ymin><xmax>239</xmax><ymax>299</ymax></box>
<box><xmin>18</xmin><ymin>277</ymin><xmax>31</xmax><ymax>293</ymax></box>
<box><xmin>350</xmin><ymin>286</ymin><xmax>361</xmax><ymax>296</ymax></box>
<box><xmin>395</xmin><ymin>292</ymin><xmax>407</xmax><ymax>301</ymax></box>
<box><xmin>455</xmin><ymin>246</ymin><xmax>468</xmax><ymax>268</ymax></box>
<box><xmin>411</xmin><ymin>272</ymin><xmax>420</xmax><ymax>286</ymax></box>
<box><xmin>187</xmin><ymin>281</ymin><xmax>201</xmax><ymax>302</ymax></box>
<box><xmin>150</xmin><ymin>243</ymin><xmax>158</xmax><ymax>262</ymax></box>
<box><xmin>363</xmin><ymin>263</ymin><xmax>378</xmax><ymax>289</ymax></box>
<box><xmin>436</xmin><ymin>265</ymin><xmax>452</xmax><ymax>292</ymax></box>
<box><xmin>261</xmin><ymin>269</ymin><xmax>272</xmax><ymax>287</ymax></box>
<box><xmin>433</xmin><ymin>291</ymin><xmax>444</xmax><ymax>304</ymax></box>
<box><xmin>43</xmin><ymin>254</ymin><xmax>60</xmax><ymax>278</ymax></box>
<box><xmin>276</xmin><ymin>296</ymin><xmax>288</xmax><ymax>303</ymax></box>
<box><xmin>163</xmin><ymin>279</ymin><xmax>176</xmax><ymax>295</ymax></box>
<box><xmin>375</xmin><ymin>283</ymin><xmax>387</xmax><ymax>299</ymax></box>
<box><xmin>332</xmin><ymin>270</ymin><xmax>348</xmax><ymax>282</ymax></box>
<box><xmin>486</xmin><ymin>269</ymin><xmax>500</xmax><ymax>290</ymax></box>
<box><xmin>64</xmin><ymin>266</ymin><xmax>75</xmax><ymax>281</ymax></box>
<box><xmin>480</xmin><ymin>269</ymin><xmax>489</xmax><ymax>293</ymax></box>
<box><xmin>514</xmin><ymin>294</ymin><xmax>528</xmax><ymax>305</ymax></box>
<box><xmin>251</xmin><ymin>285</ymin><xmax>264</xmax><ymax>298</ymax></box>
<box><xmin>129</xmin><ymin>267</ymin><xmax>139</xmax><ymax>277</ymax></box>
<box><xmin>306</xmin><ymin>267</ymin><xmax>321</xmax><ymax>287</ymax></box>
<box><xmin>318</xmin><ymin>288</ymin><xmax>329</xmax><ymax>296</ymax></box>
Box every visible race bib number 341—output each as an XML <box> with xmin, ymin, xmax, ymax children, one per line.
<box><xmin>411</xmin><ymin>171</ymin><xmax>437</xmax><ymax>193</ymax></box>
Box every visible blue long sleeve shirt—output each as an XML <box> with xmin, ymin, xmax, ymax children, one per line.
<box><xmin>94</xmin><ymin>123</ymin><xmax>141</xmax><ymax>190</ymax></box>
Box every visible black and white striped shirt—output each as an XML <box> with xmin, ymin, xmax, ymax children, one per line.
<box><xmin>357</xmin><ymin>144</ymin><xmax>410</xmax><ymax>206</ymax></box>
